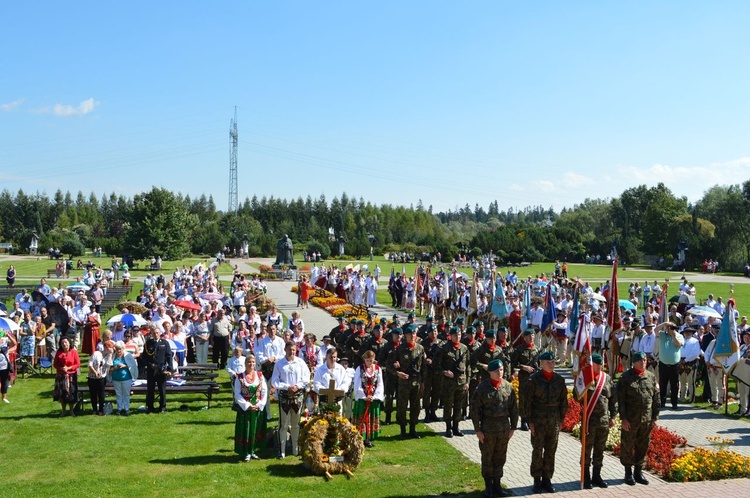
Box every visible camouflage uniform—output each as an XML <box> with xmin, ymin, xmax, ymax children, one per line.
<box><xmin>462</xmin><ymin>337</ymin><xmax>481</xmax><ymax>416</ymax></box>
<box><xmin>522</xmin><ymin>371</ymin><xmax>568</xmax><ymax>481</ymax></box>
<box><xmin>378</xmin><ymin>339</ymin><xmax>400</xmax><ymax>423</ymax></box>
<box><xmin>471</xmin><ymin>378</ymin><xmax>518</xmax><ymax>481</ymax></box>
<box><xmin>387</xmin><ymin>341</ymin><xmax>425</xmax><ymax>433</ymax></box>
<box><xmin>511</xmin><ymin>343</ymin><xmax>539</xmax><ymax>427</ymax></box>
<box><xmin>616</xmin><ymin>368</ymin><xmax>659</xmax><ymax>467</ymax></box>
<box><xmin>579</xmin><ymin>373</ymin><xmax>617</xmax><ymax>468</ymax></box>
<box><xmin>345</xmin><ymin>331</ymin><xmax>369</xmax><ymax>369</ymax></box>
<box><xmin>421</xmin><ymin>336</ymin><xmax>444</xmax><ymax>420</ymax></box>
<box><xmin>472</xmin><ymin>342</ymin><xmax>503</xmax><ymax>384</ymax></box>
<box><xmin>440</xmin><ymin>341</ymin><xmax>469</xmax><ymax>428</ymax></box>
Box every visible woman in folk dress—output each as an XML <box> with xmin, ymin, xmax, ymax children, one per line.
<box><xmin>352</xmin><ymin>350</ymin><xmax>385</xmax><ymax>448</ymax></box>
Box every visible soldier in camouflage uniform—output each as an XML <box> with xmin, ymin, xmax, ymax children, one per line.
<box><xmin>421</xmin><ymin>323</ymin><xmax>444</xmax><ymax>422</ymax></box>
<box><xmin>471</xmin><ymin>358</ymin><xmax>517</xmax><ymax>498</ymax></box>
<box><xmin>378</xmin><ymin>327</ymin><xmax>402</xmax><ymax>425</ymax></box>
<box><xmin>511</xmin><ymin>327</ymin><xmax>539</xmax><ymax>431</ymax></box>
<box><xmin>417</xmin><ymin>315</ymin><xmax>434</xmax><ymax>340</ymax></box>
<box><xmin>496</xmin><ymin>327</ymin><xmax>514</xmax><ymax>382</ymax></box>
<box><xmin>472</xmin><ymin>329</ymin><xmax>502</xmax><ymax>385</ymax></box>
<box><xmin>462</xmin><ymin>326</ymin><xmax>481</xmax><ymax>419</ymax></box>
<box><xmin>358</xmin><ymin>323</ymin><xmax>385</xmax><ymax>365</ymax></box>
<box><xmin>576</xmin><ymin>353</ymin><xmax>617</xmax><ymax>489</ymax></box>
<box><xmin>522</xmin><ymin>350</ymin><xmax>568</xmax><ymax>494</ymax></box>
<box><xmin>440</xmin><ymin>326</ymin><xmax>470</xmax><ymax>437</ymax></box>
<box><xmin>387</xmin><ymin>326</ymin><xmax>425</xmax><ymax>439</ymax></box>
<box><xmin>345</xmin><ymin>319</ymin><xmax>370</xmax><ymax>370</ymax></box>
<box><xmin>617</xmin><ymin>350</ymin><xmax>659</xmax><ymax>486</ymax></box>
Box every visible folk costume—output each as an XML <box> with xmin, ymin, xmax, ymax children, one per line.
<box><xmin>233</xmin><ymin>371</ymin><xmax>268</xmax><ymax>461</ymax></box>
<box><xmin>352</xmin><ymin>363</ymin><xmax>385</xmax><ymax>445</ymax></box>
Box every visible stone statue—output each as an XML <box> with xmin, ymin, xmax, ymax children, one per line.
<box><xmin>275</xmin><ymin>234</ymin><xmax>294</xmax><ymax>266</ymax></box>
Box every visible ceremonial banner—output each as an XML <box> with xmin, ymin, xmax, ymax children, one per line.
<box><xmin>572</xmin><ymin>315</ymin><xmax>594</xmax><ymax>396</ymax></box>
<box><xmin>605</xmin><ymin>260</ymin><xmax>622</xmax><ymax>332</ymax></box>
<box><xmin>715</xmin><ymin>302</ymin><xmax>740</xmax><ymax>373</ymax></box>
<box><xmin>540</xmin><ymin>282</ymin><xmax>556</xmax><ymax>333</ymax></box>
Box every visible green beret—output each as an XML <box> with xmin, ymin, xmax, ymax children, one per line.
<box><xmin>473</xmin><ymin>320</ymin><xmax>483</xmax><ymax>327</ymax></box>
<box><xmin>591</xmin><ymin>353</ymin><xmax>603</xmax><ymax>365</ymax></box>
<box><xmin>403</xmin><ymin>324</ymin><xmax>415</xmax><ymax>334</ymax></box>
<box><xmin>465</xmin><ymin>326</ymin><xmax>475</xmax><ymax>334</ymax></box>
<box><xmin>408</xmin><ymin>312</ymin><xmax>415</xmax><ymax>318</ymax></box>
<box><xmin>437</xmin><ymin>314</ymin><xmax>445</xmax><ymax>320</ymax></box>
<box><xmin>523</xmin><ymin>327</ymin><xmax>535</xmax><ymax>336</ymax></box>
<box><xmin>427</xmin><ymin>324</ymin><xmax>436</xmax><ymax>331</ymax></box>
<box><xmin>380</xmin><ymin>317</ymin><xmax>387</xmax><ymax>324</ymax></box>
<box><xmin>445</xmin><ymin>321</ymin><xmax>453</xmax><ymax>327</ymax></box>
<box><xmin>372</xmin><ymin>324</ymin><xmax>381</xmax><ymax>331</ymax></box>
<box><xmin>392</xmin><ymin>327</ymin><xmax>404</xmax><ymax>335</ymax></box>
<box><xmin>488</xmin><ymin>359</ymin><xmax>504</xmax><ymax>372</ymax></box>
<box><xmin>455</xmin><ymin>317</ymin><xmax>465</xmax><ymax>325</ymax></box>
<box><xmin>632</xmin><ymin>351</ymin><xmax>646</xmax><ymax>362</ymax></box>
<box><xmin>539</xmin><ymin>350</ymin><xmax>555</xmax><ymax>361</ymax></box>
<box><xmin>449</xmin><ymin>326</ymin><xmax>460</xmax><ymax>336</ymax></box>
<box><xmin>485</xmin><ymin>329</ymin><xmax>496</xmax><ymax>338</ymax></box>
<box><xmin>498</xmin><ymin>326</ymin><xmax>508</xmax><ymax>333</ymax></box>
<box><xmin>426</xmin><ymin>315</ymin><xmax>434</xmax><ymax>321</ymax></box>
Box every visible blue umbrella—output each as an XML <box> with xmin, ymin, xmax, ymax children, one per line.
<box><xmin>67</xmin><ymin>282</ymin><xmax>91</xmax><ymax>292</ymax></box>
<box><xmin>619</xmin><ymin>299</ymin><xmax>636</xmax><ymax>311</ymax></box>
<box><xmin>0</xmin><ymin>316</ymin><xmax>20</xmax><ymax>332</ymax></box>
<box><xmin>107</xmin><ymin>313</ymin><xmax>148</xmax><ymax>327</ymax></box>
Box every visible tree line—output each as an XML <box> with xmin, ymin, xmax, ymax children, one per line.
<box><xmin>0</xmin><ymin>180</ymin><xmax>748</xmax><ymax>271</ymax></box>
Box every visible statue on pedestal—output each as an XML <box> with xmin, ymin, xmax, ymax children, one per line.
<box><xmin>275</xmin><ymin>234</ymin><xmax>294</xmax><ymax>266</ymax></box>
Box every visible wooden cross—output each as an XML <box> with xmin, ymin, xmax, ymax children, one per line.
<box><xmin>319</xmin><ymin>378</ymin><xmax>345</xmax><ymax>402</ymax></box>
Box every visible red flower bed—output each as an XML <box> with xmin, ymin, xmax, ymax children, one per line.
<box><xmin>560</xmin><ymin>397</ymin><xmax>582</xmax><ymax>432</ymax></box>
<box><xmin>613</xmin><ymin>425</ymin><xmax>687</xmax><ymax>477</ymax></box>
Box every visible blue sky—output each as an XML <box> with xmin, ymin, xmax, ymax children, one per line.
<box><xmin>2</xmin><ymin>1</ymin><xmax>750</xmax><ymax>214</ymax></box>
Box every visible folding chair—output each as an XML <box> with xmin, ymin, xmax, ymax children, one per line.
<box><xmin>38</xmin><ymin>356</ymin><xmax>53</xmax><ymax>375</ymax></box>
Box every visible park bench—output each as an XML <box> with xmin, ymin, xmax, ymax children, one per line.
<box><xmin>46</xmin><ymin>268</ymin><xmax>58</xmax><ymax>278</ymax></box>
<box><xmin>75</xmin><ymin>380</ymin><xmax>221</xmax><ymax>412</ymax></box>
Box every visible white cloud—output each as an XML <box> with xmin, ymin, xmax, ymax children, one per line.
<box><xmin>1</xmin><ymin>99</ymin><xmax>23</xmax><ymax>111</ymax></box>
<box><xmin>508</xmin><ymin>183</ymin><xmax>523</xmax><ymax>191</ymax></box>
<box><xmin>33</xmin><ymin>98</ymin><xmax>99</xmax><ymax>116</ymax></box>
<box><xmin>562</xmin><ymin>172</ymin><xmax>596</xmax><ymax>187</ymax></box>
<box><xmin>535</xmin><ymin>180</ymin><xmax>556</xmax><ymax>192</ymax></box>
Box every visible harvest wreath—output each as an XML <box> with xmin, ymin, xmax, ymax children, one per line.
<box><xmin>299</xmin><ymin>406</ymin><xmax>365</xmax><ymax>479</ymax></box>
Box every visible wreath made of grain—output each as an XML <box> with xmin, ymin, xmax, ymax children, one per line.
<box><xmin>299</xmin><ymin>412</ymin><xmax>365</xmax><ymax>478</ymax></box>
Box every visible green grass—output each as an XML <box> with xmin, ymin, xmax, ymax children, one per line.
<box><xmin>2</xmin><ymin>370</ymin><xmax>483</xmax><ymax>498</ymax></box>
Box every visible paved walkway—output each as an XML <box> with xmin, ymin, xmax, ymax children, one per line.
<box><xmin>240</xmin><ymin>262</ymin><xmax>750</xmax><ymax>496</ymax></box>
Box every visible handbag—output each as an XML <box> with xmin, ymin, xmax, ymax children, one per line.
<box><xmin>104</xmin><ymin>402</ymin><xmax>113</xmax><ymax>415</ymax></box>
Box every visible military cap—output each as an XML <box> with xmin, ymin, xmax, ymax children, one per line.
<box><xmin>473</xmin><ymin>320</ymin><xmax>483</xmax><ymax>327</ymax></box>
<box><xmin>427</xmin><ymin>324</ymin><xmax>437</xmax><ymax>332</ymax></box>
<box><xmin>403</xmin><ymin>326</ymin><xmax>416</xmax><ymax>335</ymax></box>
<box><xmin>488</xmin><ymin>359</ymin><xmax>504</xmax><ymax>372</ymax></box>
<box><xmin>465</xmin><ymin>326</ymin><xmax>475</xmax><ymax>334</ymax></box>
<box><xmin>523</xmin><ymin>327</ymin><xmax>535</xmax><ymax>336</ymax></box>
<box><xmin>426</xmin><ymin>315</ymin><xmax>434</xmax><ymax>321</ymax></box>
<box><xmin>455</xmin><ymin>317</ymin><xmax>465</xmax><ymax>325</ymax></box>
<box><xmin>437</xmin><ymin>314</ymin><xmax>445</xmax><ymax>320</ymax></box>
<box><xmin>336</xmin><ymin>316</ymin><xmax>345</xmax><ymax>322</ymax></box>
<box><xmin>372</xmin><ymin>324</ymin><xmax>381</xmax><ymax>331</ymax></box>
<box><xmin>632</xmin><ymin>351</ymin><xmax>646</xmax><ymax>362</ymax></box>
<box><xmin>498</xmin><ymin>326</ymin><xmax>508</xmax><ymax>333</ymax></box>
<box><xmin>380</xmin><ymin>317</ymin><xmax>388</xmax><ymax>324</ymax></box>
<box><xmin>449</xmin><ymin>326</ymin><xmax>460</xmax><ymax>336</ymax></box>
<box><xmin>591</xmin><ymin>353</ymin><xmax>603</xmax><ymax>364</ymax></box>
<box><xmin>539</xmin><ymin>350</ymin><xmax>555</xmax><ymax>361</ymax></box>
<box><xmin>392</xmin><ymin>327</ymin><xmax>404</xmax><ymax>335</ymax></box>
<box><xmin>392</xmin><ymin>314</ymin><xmax>400</xmax><ymax>320</ymax></box>
<box><xmin>485</xmin><ymin>329</ymin><xmax>496</xmax><ymax>338</ymax></box>
<box><xmin>408</xmin><ymin>312</ymin><xmax>415</xmax><ymax>319</ymax></box>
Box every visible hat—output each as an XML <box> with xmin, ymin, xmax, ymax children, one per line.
<box><xmin>426</xmin><ymin>315</ymin><xmax>434</xmax><ymax>321</ymax></box>
<box><xmin>539</xmin><ymin>350</ymin><xmax>555</xmax><ymax>361</ymax></box>
<box><xmin>322</xmin><ymin>335</ymin><xmax>331</xmax><ymax>341</ymax></box>
<box><xmin>498</xmin><ymin>326</ymin><xmax>508</xmax><ymax>333</ymax></box>
<box><xmin>488</xmin><ymin>359</ymin><xmax>504</xmax><ymax>372</ymax></box>
<box><xmin>392</xmin><ymin>327</ymin><xmax>404</xmax><ymax>335</ymax></box>
<box><xmin>337</xmin><ymin>316</ymin><xmax>344</xmax><ymax>322</ymax></box>
<box><xmin>372</xmin><ymin>324</ymin><xmax>381</xmax><ymax>331</ymax></box>
<box><xmin>408</xmin><ymin>312</ymin><xmax>415</xmax><ymax>319</ymax></box>
<box><xmin>465</xmin><ymin>326</ymin><xmax>475</xmax><ymax>334</ymax></box>
<box><xmin>644</xmin><ymin>322</ymin><xmax>654</xmax><ymax>328</ymax></box>
<box><xmin>392</xmin><ymin>314</ymin><xmax>400</xmax><ymax>320</ymax></box>
<box><xmin>681</xmin><ymin>327</ymin><xmax>695</xmax><ymax>334</ymax></box>
<box><xmin>404</xmin><ymin>324</ymin><xmax>416</xmax><ymax>334</ymax></box>
<box><xmin>631</xmin><ymin>318</ymin><xmax>641</xmax><ymax>327</ymax></box>
<box><xmin>556</xmin><ymin>310</ymin><xmax>566</xmax><ymax>316</ymax></box>
<box><xmin>622</xmin><ymin>316</ymin><xmax>632</xmax><ymax>323</ymax></box>
<box><xmin>473</xmin><ymin>320</ymin><xmax>483</xmax><ymax>327</ymax></box>
<box><xmin>339</xmin><ymin>356</ymin><xmax>350</xmax><ymax>364</ymax></box>
<box><xmin>592</xmin><ymin>313</ymin><xmax>603</xmax><ymax>321</ymax></box>
<box><xmin>523</xmin><ymin>327</ymin><xmax>535</xmax><ymax>336</ymax></box>
<box><xmin>427</xmin><ymin>324</ymin><xmax>436</xmax><ymax>332</ymax></box>
<box><xmin>449</xmin><ymin>326</ymin><xmax>460</xmax><ymax>336</ymax></box>
<box><xmin>485</xmin><ymin>329</ymin><xmax>496</xmax><ymax>338</ymax></box>
<box><xmin>437</xmin><ymin>314</ymin><xmax>445</xmax><ymax>320</ymax></box>
<box><xmin>591</xmin><ymin>353</ymin><xmax>603</xmax><ymax>365</ymax></box>
<box><xmin>455</xmin><ymin>317</ymin><xmax>465</xmax><ymax>325</ymax></box>
<box><xmin>380</xmin><ymin>317</ymin><xmax>387</xmax><ymax>324</ymax></box>
<box><xmin>632</xmin><ymin>351</ymin><xmax>646</xmax><ymax>362</ymax></box>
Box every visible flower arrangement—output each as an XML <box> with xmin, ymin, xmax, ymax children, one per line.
<box><xmin>613</xmin><ymin>425</ymin><xmax>686</xmax><ymax>477</ymax></box>
<box><xmin>667</xmin><ymin>438</ymin><xmax>750</xmax><ymax>482</ymax></box>
<box><xmin>258</xmin><ymin>264</ymin><xmax>273</xmax><ymax>273</ymax></box>
<box><xmin>299</xmin><ymin>410</ymin><xmax>365</xmax><ymax>479</ymax></box>
<box><xmin>560</xmin><ymin>397</ymin><xmax>582</xmax><ymax>432</ymax></box>
<box><xmin>572</xmin><ymin>416</ymin><xmax>622</xmax><ymax>450</ymax></box>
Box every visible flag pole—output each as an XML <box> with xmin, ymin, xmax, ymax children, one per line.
<box><xmin>580</xmin><ymin>389</ymin><xmax>588</xmax><ymax>489</ymax></box>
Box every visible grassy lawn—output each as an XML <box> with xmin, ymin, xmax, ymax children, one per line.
<box><xmin>3</xmin><ymin>370</ymin><xmax>482</xmax><ymax>498</ymax></box>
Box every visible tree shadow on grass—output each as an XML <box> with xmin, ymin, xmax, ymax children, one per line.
<box><xmin>265</xmin><ymin>462</ymin><xmax>310</xmax><ymax>478</ymax></box>
<box><xmin>177</xmin><ymin>420</ymin><xmax>233</xmax><ymax>426</ymax></box>
<box><xmin>150</xmin><ymin>454</ymin><xmax>241</xmax><ymax>465</ymax></box>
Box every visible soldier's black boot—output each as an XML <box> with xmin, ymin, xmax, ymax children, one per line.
<box><xmin>385</xmin><ymin>412</ymin><xmax>392</xmax><ymax>425</ymax></box>
<box><xmin>520</xmin><ymin>418</ymin><xmax>529</xmax><ymax>431</ymax></box>
<box><xmin>583</xmin><ymin>467</ymin><xmax>592</xmax><ymax>489</ymax></box>
<box><xmin>483</xmin><ymin>477</ymin><xmax>493</xmax><ymax>497</ymax></box>
<box><xmin>634</xmin><ymin>465</ymin><xmax>649</xmax><ymax>485</ymax></box>
<box><xmin>445</xmin><ymin>422</ymin><xmax>453</xmax><ymax>438</ymax></box>
<box><xmin>452</xmin><ymin>421</ymin><xmax>464</xmax><ymax>437</ymax></box>
<box><xmin>532</xmin><ymin>477</ymin><xmax>543</xmax><ymax>493</ymax></box>
<box><xmin>592</xmin><ymin>466</ymin><xmax>608</xmax><ymax>488</ymax></box>
<box><xmin>409</xmin><ymin>423</ymin><xmax>421</xmax><ymax>439</ymax></box>
<box><xmin>493</xmin><ymin>478</ymin><xmax>509</xmax><ymax>497</ymax></box>
<box><xmin>541</xmin><ymin>478</ymin><xmax>556</xmax><ymax>493</ymax></box>
<box><xmin>624</xmin><ymin>466</ymin><xmax>635</xmax><ymax>485</ymax></box>
<box><xmin>400</xmin><ymin>425</ymin><xmax>408</xmax><ymax>440</ymax></box>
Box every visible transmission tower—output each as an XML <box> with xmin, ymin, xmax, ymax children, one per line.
<box><xmin>228</xmin><ymin>106</ymin><xmax>238</xmax><ymax>213</ymax></box>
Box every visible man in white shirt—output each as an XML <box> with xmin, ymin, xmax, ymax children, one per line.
<box><xmin>313</xmin><ymin>349</ymin><xmax>352</xmax><ymax>412</ymax></box>
<box><xmin>256</xmin><ymin>323</ymin><xmax>286</xmax><ymax>419</ymax></box>
<box><xmin>679</xmin><ymin>327</ymin><xmax>702</xmax><ymax>403</ymax></box>
<box><xmin>271</xmin><ymin>342</ymin><xmax>310</xmax><ymax>459</ymax></box>
<box><xmin>638</xmin><ymin>323</ymin><xmax>658</xmax><ymax>379</ymax></box>
<box><xmin>713</xmin><ymin>297</ymin><xmax>726</xmax><ymax>317</ymax></box>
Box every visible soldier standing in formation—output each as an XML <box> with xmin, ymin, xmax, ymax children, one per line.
<box><xmin>421</xmin><ymin>323</ymin><xmax>444</xmax><ymax>422</ymax></box>
<box><xmin>512</xmin><ymin>327</ymin><xmax>539</xmax><ymax>431</ymax></box>
<box><xmin>471</xmin><ymin>358</ymin><xmax>517</xmax><ymax>498</ymax></box>
<box><xmin>440</xmin><ymin>326</ymin><xmax>469</xmax><ymax>438</ymax></box>
<box><xmin>462</xmin><ymin>326</ymin><xmax>481</xmax><ymax>419</ymax></box>
<box><xmin>577</xmin><ymin>353</ymin><xmax>616</xmax><ymax>489</ymax></box>
<box><xmin>387</xmin><ymin>326</ymin><xmax>424</xmax><ymax>439</ymax></box>
<box><xmin>378</xmin><ymin>327</ymin><xmax>402</xmax><ymax>425</ymax></box>
<box><xmin>617</xmin><ymin>350</ymin><xmax>659</xmax><ymax>486</ymax></box>
<box><xmin>472</xmin><ymin>329</ymin><xmax>502</xmax><ymax>385</ymax></box>
<box><xmin>496</xmin><ymin>327</ymin><xmax>514</xmax><ymax>382</ymax></box>
<box><xmin>522</xmin><ymin>350</ymin><xmax>568</xmax><ymax>493</ymax></box>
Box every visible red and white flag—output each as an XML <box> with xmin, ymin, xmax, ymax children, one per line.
<box><xmin>573</xmin><ymin>314</ymin><xmax>595</xmax><ymax>396</ymax></box>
